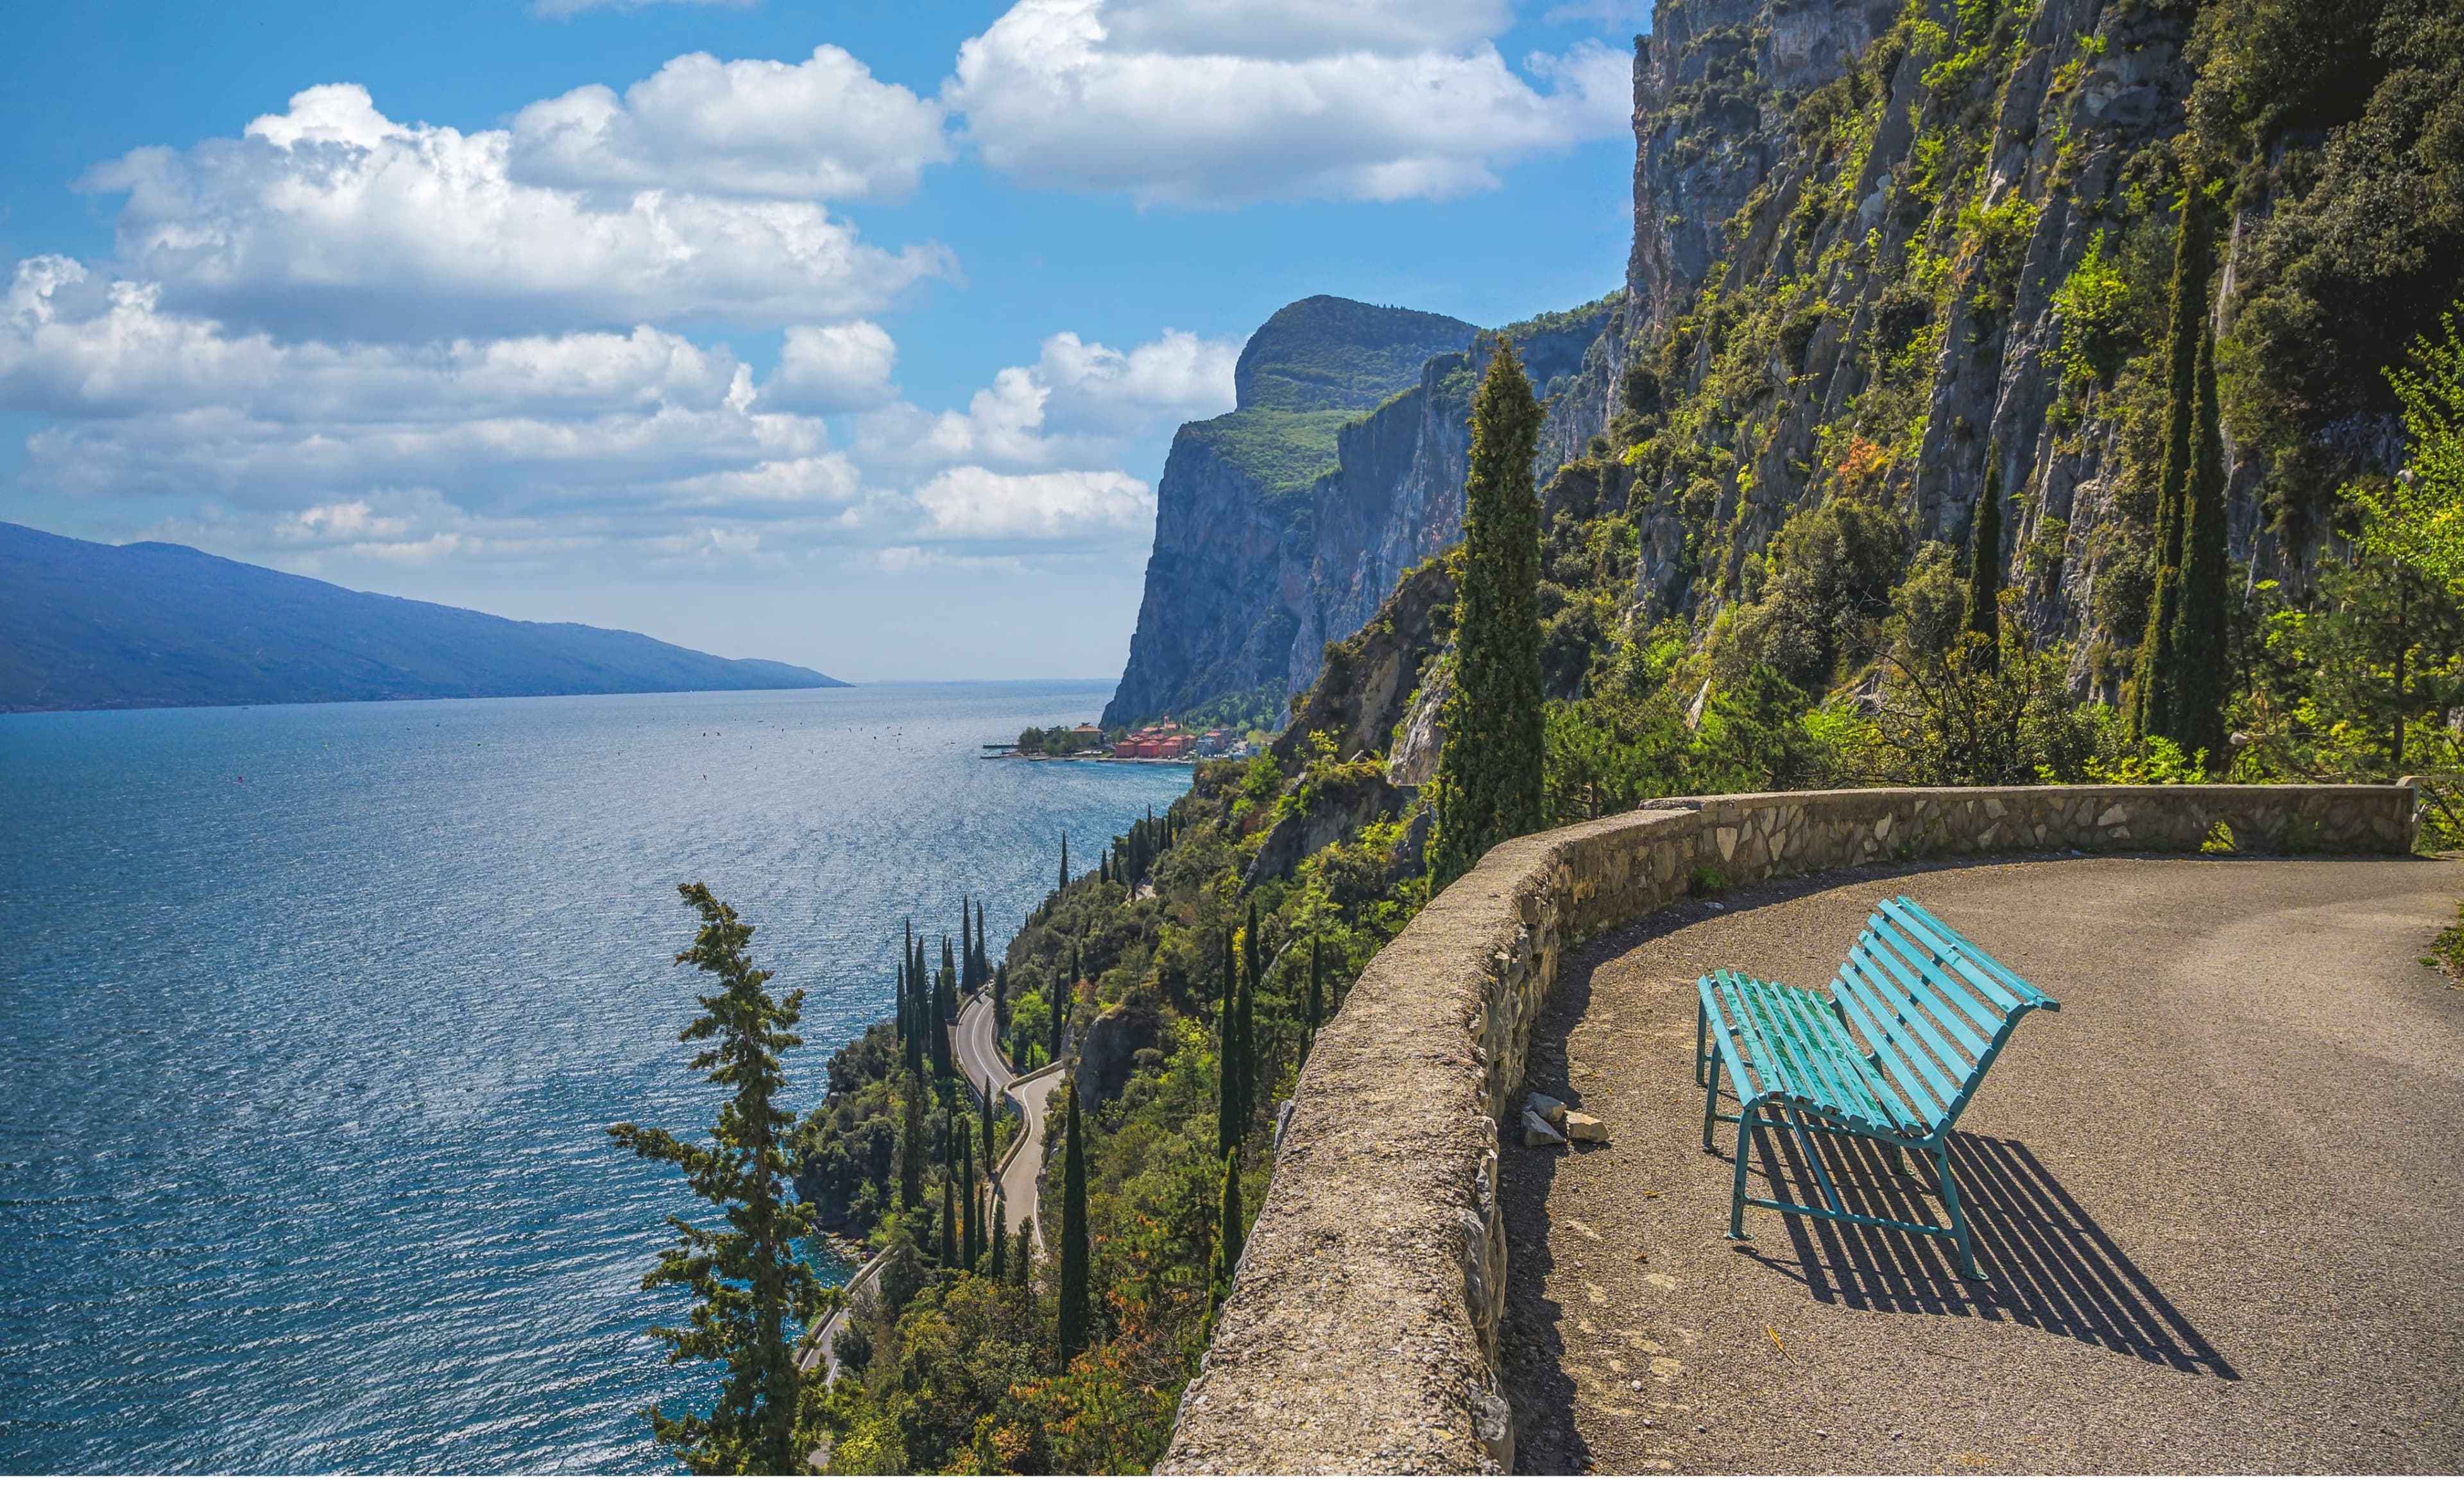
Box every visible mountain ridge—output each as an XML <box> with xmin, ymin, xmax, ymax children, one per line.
<box><xmin>0</xmin><ymin>522</ymin><xmax>843</xmax><ymax>712</ymax></box>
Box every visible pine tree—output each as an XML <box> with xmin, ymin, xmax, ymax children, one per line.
<box><xmin>898</xmin><ymin>1070</ymin><xmax>926</xmax><ymax>1212</ymax></box>
<box><xmin>1427</xmin><ymin>337</ymin><xmax>1546</xmax><ymax>891</ymax></box>
<box><xmin>989</xmin><ymin>1198</ymin><xmax>1009</xmax><ymax>1282</ymax></box>
<box><xmin>1963</xmin><ymin>445</ymin><xmax>2004</xmax><ymax>673</ymax></box>
<box><xmin>1056</xmin><ymin>1082</ymin><xmax>1091</xmax><ymax>1363</ymax></box>
<box><xmin>2136</xmin><ymin>184</ymin><xmax>2217</xmax><ymax>739</ymax></box>
<box><xmin>610</xmin><ymin>883</ymin><xmax>819</xmax><ymax>1475</ymax></box>
<box><xmin>2171</xmin><ymin>323</ymin><xmax>2232</xmax><ymax>766</ymax></box>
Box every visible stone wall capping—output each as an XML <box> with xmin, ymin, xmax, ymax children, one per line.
<box><xmin>1156</xmin><ymin>783</ymin><xmax>2413</xmax><ymax>1475</ymax></box>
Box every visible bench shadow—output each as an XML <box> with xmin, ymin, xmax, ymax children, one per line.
<box><xmin>1731</xmin><ymin>1122</ymin><xmax>2237</xmax><ymax>1379</ymax></box>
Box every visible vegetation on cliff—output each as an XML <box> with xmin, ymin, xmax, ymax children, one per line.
<box><xmin>640</xmin><ymin>0</ymin><xmax>2464</xmax><ymax>1475</ymax></box>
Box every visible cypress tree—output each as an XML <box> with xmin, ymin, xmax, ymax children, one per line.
<box><xmin>2136</xmin><ymin>184</ymin><xmax>2217</xmax><ymax>739</ymax></box>
<box><xmin>1963</xmin><ymin>445</ymin><xmax>2004</xmax><ymax>673</ymax></box>
<box><xmin>939</xmin><ymin>1165</ymin><xmax>956</xmax><ymax>1266</ymax></box>
<box><xmin>989</xmin><ymin>1198</ymin><xmax>1008</xmax><ymax>1282</ymax></box>
<box><xmin>959</xmin><ymin>1115</ymin><xmax>978</xmax><ymax>1270</ymax></box>
<box><xmin>1427</xmin><ymin>338</ymin><xmax>1546</xmax><ymax>891</ymax></box>
<box><xmin>1235</xmin><ymin>960</ymin><xmax>1254</xmax><ymax>1143</ymax></box>
<box><xmin>937</xmin><ymin>939</ymin><xmax>958</xmax><ymax>1025</ymax></box>
<box><xmin>980</xmin><ymin>1085</ymin><xmax>996</xmax><ymax>1178</ymax></box>
<box><xmin>993</xmin><ymin>964</ymin><xmax>1008</xmax><ymax>1036</ymax></box>
<box><xmin>1008</xmin><ymin>1217</ymin><xmax>1034</xmax><ymax>1288</ymax></box>
<box><xmin>1303</xmin><ymin>936</ymin><xmax>1323</xmax><ymax>1058</ymax></box>
<box><xmin>2171</xmin><ymin>323</ymin><xmax>2232</xmax><ymax>766</ymax></box>
<box><xmin>1216</xmin><ymin>1149</ymin><xmax>1244</xmax><ymax>1291</ymax></box>
<box><xmin>1050</xmin><ymin>964</ymin><xmax>1068</xmax><ymax>1061</ymax></box>
<box><xmin>610</xmin><ymin>883</ymin><xmax>818</xmax><ymax>1475</ymax></box>
<box><xmin>898</xmin><ymin>1071</ymin><xmax>926</xmax><ymax>1212</ymax></box>
<box><xmin>1244</xmin><ymin>901</ymin><xmax>1260</xmax><ymax>991</ymax></box>
<box><xmin>1057</xmin><ymin>833</ymin><xmax>1068</xmax><ymax>891</ymax></box>
<box><xmin>1215</xmin><ymin>954</ymin><xmax>1240</xmax><ymax>1158</ymax></box>
<box><xmin>1056</xmin><ymin>1083</ymin><xmax>1091</xmax><ymax>1363</ymax></box>
<box><xmin>895</xmin><ymin>959</ymin><xmax>913</xmax><ymax>1071</ymax></box>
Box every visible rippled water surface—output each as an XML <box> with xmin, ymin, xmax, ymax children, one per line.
<box><xmin>0</xmin><ymin>684</ymin><xmax>1186</xmax><ymax>1473</ymax></box>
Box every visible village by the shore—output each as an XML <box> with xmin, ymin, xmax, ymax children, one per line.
<box><xmin>982</xmin><ymin>719</ymin><xmax>1256</xmax><ymax>764</ymax></box>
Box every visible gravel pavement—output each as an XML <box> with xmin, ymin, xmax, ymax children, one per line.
<box><xmin>1500</xmin><ymin>854</ymin><xmax>2464</xmax><ymax>1475</ymax></box>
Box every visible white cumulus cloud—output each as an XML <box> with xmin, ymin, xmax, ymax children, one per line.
<box><xmin>509</xmin><ymin>46</ymin><xmax>952</xmax><ymax>202</ymax></box>
<box><xmin>910</xmin><ymin>466</ymin><xmax>1156</xmax><ymax>540</ymax></box>
<box><xmin>79</xmin><ymin>83</ymin><xmax>954</xmax><ymax>341</ymax></box>
<box><xmin>947</xmin><ymin>0</ymin><xmax>1632</xmax><ymax>205</ymax></box>
<box><xmin>760</xmin><ymin>322</ymin><xmax>900</xmax><ymax>413</ymax></box>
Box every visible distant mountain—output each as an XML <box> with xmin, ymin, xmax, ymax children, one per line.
<box><xmin>0</xmin><ymin>522</ymin><xmax>844</xmax><ymax>712</ymax></box>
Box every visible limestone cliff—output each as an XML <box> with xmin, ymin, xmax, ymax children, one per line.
<box><xmin>1106</xmin><ymin>297</ymin><xmax>1613</xmax><ymax>730</ymax></box>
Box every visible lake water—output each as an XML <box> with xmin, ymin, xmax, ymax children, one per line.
<box><xmin>0</xmin><ymin>683</ymin><xmax>1187</xmax><ymax>1474</ymax></box>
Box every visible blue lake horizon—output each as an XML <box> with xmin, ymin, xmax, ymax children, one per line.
<box><xmin>0</xmin><ymin>682</ymin><xmax>1187</xmax><ymax>1473</ymax></box>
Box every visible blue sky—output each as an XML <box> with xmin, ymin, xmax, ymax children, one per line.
<box><xmin>1</xmin><ymin>0</ymin><xmax>1646</xmax><ymax>680</ymax></box>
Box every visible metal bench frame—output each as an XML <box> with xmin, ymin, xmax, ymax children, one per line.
<box><xmin>1694</xmin><ymin>896</ymin><xmax>2058</xmax><ymax>1280</ymax></box>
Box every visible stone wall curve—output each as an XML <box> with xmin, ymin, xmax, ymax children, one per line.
<box><xmin>1156</xmin><ymin>783</ymin><xmax>2415</xmax><ymax>1474</ymax></box>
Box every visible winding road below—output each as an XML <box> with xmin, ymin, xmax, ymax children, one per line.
<box><xmin>801</xmin><ymin>992</ymin><xmax>1059</xmax><ymax>1387</ymax></box>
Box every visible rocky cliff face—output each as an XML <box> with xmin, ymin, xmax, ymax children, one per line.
<box><xmin>1108</xmin><ymin>296</ymin><xmax>1616</xmax><ymax>732</ymax></box>
<box><xmin>1592</xmin><ymin>0</ymin><xmax>2227</xmax><ymax>693</ymax></box>
<box><xmin>1104</xmin><ymin>297</ymin><xmax>1475</xmax><ymax>730</ymax></box>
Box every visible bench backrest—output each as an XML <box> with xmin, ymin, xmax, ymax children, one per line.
<box><xmin>1827</xmin><ymin>897</ymin><xmax>2057</xmax><ymax>1140</ymax></box>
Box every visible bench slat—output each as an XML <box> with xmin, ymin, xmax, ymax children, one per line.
<box><xmin>1826</xmin><ymin>974</ymin><xmax>1948</xmax><ymax>1131</ymax></box>
<box><xmin>1867</xmin><ymin>913</ymin><xmax>2015</xmax><ymax>1036</ymax></box>
<box><xmin>1847</xmin><ymin>943</ymin><xmax>1985</xmax><ymax>1079</ymax></box>
<box><xmin>1833</xmin><ymin>958</ymin><xmax>1965</xmax><ymax>1122</ymax></box>
<box><xmin>1739</xmin><ymin>975</ymin><xmax>1911</xmax><ymax>1132</ymax></box>
<box><xmin>1885</xmin><ymin>897</ymin><xmax>2058</xmax><ymax>1012</ymax></box>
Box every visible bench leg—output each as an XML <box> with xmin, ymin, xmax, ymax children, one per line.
<box><xmin>1727</xmin><ymin>1102</ymin><xmax>1758</xmax><ymax>1241</ymax></box>
<box><xmin>1700</xmin><ymin>1047</ymin><xmax>1723</xmax><ymax>1153</ymax></box>
<box><xmin>1695</xmin><ymin>1000</ymin><xmax>1709</xmax><ymax>1089</ymax></box>
<box><xmin>1929</xmin><ymin>1144</ymin><xmax>1987</xmax><ymax>1282</ymax></box>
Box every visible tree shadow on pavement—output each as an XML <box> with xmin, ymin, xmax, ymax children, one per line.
<box><xmin>1734</xmin><ymin>1122</ymin><xmax>2237</xmax><ymax>1379</ymax></box>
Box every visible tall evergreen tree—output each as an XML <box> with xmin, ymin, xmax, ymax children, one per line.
<box><xmin>2136</xmin><ymin>184</ymin><xmax>2218</xmax><ymax>739</ymax></box>
<box><xmin>1214</xmin><ymin>1149</ymin><xmax>1243</xmax><ymax>1293</ymax></box>
<box><xmin>610</xmin><ymin>883</ymin><xmax>818</xmax><ymax>1475</ymax></box>
<box><xmin>2171</xmin><ymin>323</ymin><xmax>2233</xmax><ymax>764</ymax></box>
<box><xmin>1244</xmin><ymin>901</ymin><xmax>1260</xmax><ymax>990</ymax></box>
<box><xmin>958</xmin><ymin>1115</ymin><xmax>978</xmax><ymax>1271</ymax></box>
<box><xmin>1057</xmin><ymin>833</ymin><xmax>1068</xmax><ymax>891</ymax></box>
<box><xmin>989</xmin><ymin>1198</ymin><xmax>1008</xmax><ymax>1282</ymax></box>
<box><xmin>1303</xmin><ymin>936</ymin><xmax>1324</xmax><ymax>1058</ymax></box>
<box><xmin>980</xmin><ymin>1085</ymin><xmax>996</xmax><ymax>1179</ymax></box>
<box><xmin>939</xmin><ymin>1164</ymin><xmax>956</xmax><ymax>1266</ymax></box>
<box><xmin>1056</xmin><ymin>1083</ymin><xmax>1091</xmax><ymax>1363</ymax></box>
<box><xmin>993</xmin><ymin>963</ymin><xmax>1008</xmax><ymax>1035</ymax></box>
<box><xmin>1234</xmin><ymin>960</ymin><xmax>1254</xmax><ymax>1143</ymax></box>
<box><xmin>1964</xmin><ymin>445</ymin><xmax>2005</xmax><ymax>673</ymax></box>
<box><xmin>937</xmin><ymin>938</ymin><xmax>959</xmax><ymax>1025</ymax></box>
<box><xmin>1427</xmin><ymin>338</ymin><xmax>1546</xmax><ymax>890</ymax></box>
<box><xmin>898</xmin><ymin>1070</ymin><xmax>926</xmax><ymax>1212</ymax></box>
<box><xmin>1215</xmin><ymin>953</ymin><xmax>1240</xmax><ymax>1159</ymax></box>
<box><xmin>1007</xmin><ymin>1217</ymin><xmax>1034</xmax><ymax>1289</ymax></box>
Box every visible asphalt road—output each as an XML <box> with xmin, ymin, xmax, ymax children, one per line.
<box><xmin>1501</xmin><ymin>854</ymin><xmax>2464</xmax><ymax>1475</ymax></box>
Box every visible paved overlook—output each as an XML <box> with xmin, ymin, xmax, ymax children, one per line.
<box><xmin>1503</xmin><ymin>855</ymin><xmax>2464</xmax><ymax>1474</ymax></box>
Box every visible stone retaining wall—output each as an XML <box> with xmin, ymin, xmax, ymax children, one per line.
<box><xmin>1156</xmin><ymin>783</ymin><xmax>2415</xmax><ymax>1474</ymax></box>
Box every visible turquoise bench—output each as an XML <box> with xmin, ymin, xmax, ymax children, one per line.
<box><xmin>1695</xmin><ymin>896</ymin><xmax>2058</xmax><ymax>1280</ymax></box>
